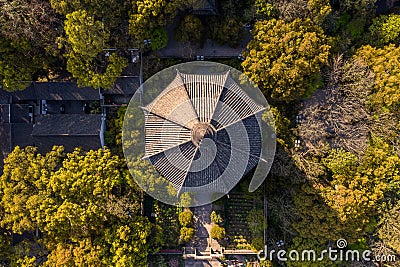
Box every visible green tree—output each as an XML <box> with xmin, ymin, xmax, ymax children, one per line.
<box><xmin>41</xmin><ymin>148</ymin><xmax>140</xmax><ymax>242</ymax></box>
<box><xmin>0</xmin><ymin>39</ymin><xmax>41</xmax><ymax>91</ymax></box>
<box><xmin>103</xmin><ymin>222</ymin><xmax>151</xmax><ymax>267</ymax></box>
<box><xmin>369</xmin><ymin>14</ymin><xmax>400</xmax><ymax>46</ymax></box>
<box><xmin>307</xmin><ymin>0</ymin><xmax>331</xmax><ymax>24</ymax></box>
<box><xmin>44</xmin><ymin>239</ymin><xmax>104</xmax><ymax>267</ymax></box>
<box><xmin>150</xmin><ymin>255</ymin><xmax>168</xmax><ymax>267</ymax></box>
<box><xmin>0</xmin><ymin>146</ymin><xmax>64</xmax><ymax>233</ymax></box>
<box><xmin>174</xmin><ymin>15</ymin><xmax>203</xmax><ymax>44</ymax></box>
<box><xmin>129</xmin><ymin>0</ymin><xmax>190</xmax><ymax>40</ymax></box>
<box><xmin>150</xmin><ymin>27</ymin><xmax>168</xmax><ymax>50</ymax></box>
<box><xmin>64</xmin><ymin>10</ymin><xmax>105</xmax><ymax>58</ymax></box>
<box><xmin>66</xmin><ymin>51</ymin><xmax>127</xmax><ymax>89</ymax></box>
<box><xmin>242</xmin><ymin>18</ymin><xmax>330</xmax><ymax>101</ymax></box>
<box><xmin>247</xmin><ymin>209</ymin><xmax>265</xmax><ymax>241</ymax></box>
<box><xmin>255</xmin><ymin>0</ymin><xmax>275</xmax><ymax>18</ymax></box>
<box><xmin>50</xmin><ymin>0</ymin><xmax>129</xmax><ymax>22</ymax></box>
<box><xmin>286</xmin><ymin>237</ymin><xmax>342</xmax><ymax>266</ymax></box>
<box><xmin>151</xmin><ymin>202</ymin><xmax>181</xmax><ymax>250</ymax></box>
<box><xmin>0</xmin><ymin>0</ymin><xmax>62</xmax><ymax>91</ymax></box>
<box><xmin>294</xmin><ymin>138</ymin><xmax>400</xmax><ymax>243</ymax></box>
<box><xmin>50</xmin><ymin>0</ymin><xmax>132</xmax><ymax>48</ymax></box>
<box><xmin>291</xmin><ymin>183</ymin><xmax>346</xmax><ymax>242</ymax></box>
<box><xmin>0</xmin><ymin>228</ymin><xmax>12</xmax><ymax>263</ymax></box>
<box><xmin>63</xmin><ymin>10</ymin><xmax>127</xmax><ymax>89</ymax></box>
<box><xmin>208</xmin><ymin>17</ymin><xmax>243</xmax><ymax>47</ymax></box>
<box><xmin>210</xmin><ymin>224</ymin><xmax>226</xmax><ymax>240</ymax></box>
<box><xmin>129</xmin><ymin>0</ymin><xmax>167</xmax><ymax>40</ymax></box>
<box><xmin>104</xmin><ymin>105</ymin><xmax>127</xmax><ymax>156</ymax></box>
<box><xmin>339</xmin><ymin>0</ymin><xmax>377</xmax><ymax>15</ymax></box>
<box><xmin>319</xmin><ymin>148</ymin><xmax>380</xmax><ymax>233</ymax></box>
<box><xmin>15</xmin><ymin>256</ymin><xmax>37</xmax><ymax>267</ymax></box>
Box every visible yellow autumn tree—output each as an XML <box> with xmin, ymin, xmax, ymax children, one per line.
<box><xmin>356</xmin><ymin>44</ymin><xmax>400</xmax><ymax>110</ymax></box>
<box><xmin>242</xmin><ymin>18</ymin><xmax>330</xmax><ymax>102</ymax></box>
<box><xmin>0</xmin><ymin>147</ymin><xmax>151</xmax><ymax>266</ymax></box>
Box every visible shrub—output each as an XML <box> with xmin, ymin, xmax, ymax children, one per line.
<box><xmin>207</xmin><ymin>17</ymin><xmax>243</xmax><ymax>47</ymax></box>
<box><xmin>210</xmin><ymin>225</ymin><xmax>226</xmax><ymax>240</ymax></box>
<box><xmin>247</xmin><ymin>209</ymin><xmax>266</xmax><ymax>239</ymax></box>
<box><xmin>150</xmin><ymin>27</ymin><xmax>168</xmax><ymax>50</ymax></box>
<box><xmin>179</xmin><ymin>211</ymin><xmax>193</xmax><ymax>227</ymax></box>
<box><xmin>179</xmin><ymin>227</ymin><xmax>195</xmax><ymax>243</ymax></box>
<box><xmin>174</xmin><ymin>15</ymin><xmax>203</xmax><ymax>44</ymax></box>
<box><xmin>210</xmin><ymin>211</ymin><xmax>223</xmax><ymax>225</ymax></box>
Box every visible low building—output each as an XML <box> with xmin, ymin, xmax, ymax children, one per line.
<box><xmin>0</xmin><ymin>82</ymin><xmax>105</xmax><ymax>174</ymax></box>
<box><xmin>32</xmin><ymin>114</ymin><xmax>104</xmax><ymax>153</ymax></box>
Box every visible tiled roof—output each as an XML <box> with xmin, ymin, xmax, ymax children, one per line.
<box><xmin>0</xmin><ymin>123</ymin><xmax>11</xmax><ymax>174</ymax></box>
<box><xmin>33</xmin><ymin>136</ymin><xmax>102</xmax><ymax>154</ymax></box>
<box><xmin>32</xmin><ymin>114</ymin><xmax>102</xmax><ymax>136</ymax></box>
<box><xmin>0</xmin><ymin>82</ymin><xmax>100</xmax><ymax>102</ymax></box>
<box><xmin>32</xmin><ymin>114</ymin><xmax>103</xmax><ymax>153</ymax></box>
<box><xmin>10</xmin><ymin>104</ymin><xmax>30</xmax><ymax>123</ymax></box>
<box><xmin>0</xmin><ymin>104</ymin><xmax>10</xmax><ymax>123</ymax></box>
<box><xmin>103</xmin><ymin>77</ymin><xmax>139</xmax><ymax>95</ymax></box>
<box><xmin>0</xmin><ymin>84</ymin><xmax>36</xmax><ymax>103</ymax></box>
<box><xmin>191</xmin><ymin>0</ymin><xmax>217</xmax><ymax>14</ymax></box>
<box><xmin>0</xmin><ymin>114</ymin><xmax>103</xmax><ymax>174</ymax></box>
<box><xmin>34</xmin><ymin>83</ymin><xmax>99</xmax><ymax>101</ymax></box>
<box><xmin>11</xmin><ymin>123</ymin><xmax>33</xmax><ymax>148</ymax></box>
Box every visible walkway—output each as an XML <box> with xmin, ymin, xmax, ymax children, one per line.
<box><xmin>188</xmin><ymin>204</ymin><xmax>213</xmax><ymax>252</ymax></box>
<box><xmin>185</xmin><ymin>204</ymin><xmax>223</xmax><ymax>266</ymax></box>
<box><xmin>157</xmin><ymin>24</ymin><xmax>252</xmax><ymax>59</ymax></box>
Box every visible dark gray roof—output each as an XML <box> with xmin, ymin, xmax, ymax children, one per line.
<box><xmin>32</xmin><ymin>114</ymin><xmax>102</xmax><ymax>153</ymax></box>
<box><xmin>0</xmin><ymin>82</ymin><xmax>100</xmax><ymax>102</ymax></box>
<box><xmin>0</xmin><ymin>104</ymin><xmax>10</xmax><ymax>123</ymax></box>
<box><xmin>0</xmin><ymin>89</ymin><xmax>9</xmax><ymax>104</ymax></box>
<box><xmin>32</xmin><ymin>114</ymin><xmax>102</xmax><ymax>136</ymax></box>
<box><xmin>103</xmin><ymin>77</ymin><xmax>139</xmax><ymax>96</ymax></box>
<box><xmin>0</xmin><ymin>84</ymin><xmax>36</xmax><ymax>103</ymax></box>
<box><xmin>0</xmin><ymin>114</ymin><xmax>103</xmax><ymax>174</ymax></box>
<box><xmin>0</xmin><ymin>123</ymin><xmax>32</xmax><ymax>174</ymax></box>
<box><xmin>0</xmin><ymin>123</ymin><xmax>11</xmax><ymax>174</ymax></box>
<box><xmin>10</xmin><ymin>104</ymin><xmax>30</xmax><ymax>123</ymax></box>
<box><xmin>34</xmin><ymin>83</ymin><xmax>99</xmax><ymax>101</ymax></box>
<box><xmin>34</xmin><ymin>136</ymin><xmax>102</xmax><ymax>154</ymax></box>
<box><xmin>191</xmin><ymin>0</ymin><xmax>217</xmax><ymax>14</ymax></box>
<box><xmin>11</xmin><ymin>123</ymin><xmax>33</xmax><ymax>148</ymax></box>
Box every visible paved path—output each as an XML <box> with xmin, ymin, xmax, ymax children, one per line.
<box><xmin>157</xmin><ymin>23</ymin><xmax>252</xmax><ymax>59</ymax></box>
<box><xmin>185</xmin><ymin>204</ymin><xmax>223</xmax><ymax>266</ymax></box>
<box><xmin>188</xmin><ymin>204</ymin><xmax>212</xmax><ymax>252</ymax></box>
<box><xmin>185</xmin><ymin>258</ymin><xmax>222</xmax><ymax>267</ymax></box>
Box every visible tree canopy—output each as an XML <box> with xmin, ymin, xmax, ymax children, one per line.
<box><xmin>368</xmin><ymin>14</ymin><xmax>400</xmax><ymax>46</ymax></box>
<box><xmin>210</xmin><ymin>224</ymin><xmax>226</xmax><ymax>241</ymax></box>
<box><xmin>63</xmin><ymin>10</ymin><xmax>127</xmax><ymax>89</ymax></box>
<box><xmin>174</xmin><ymin>15</ymin><xmax>204</xmax><ymax>44</ymax></box>
<box><xmin>0</xmin><ymin>146</ymin><xmax>151</xmax><ymax>266</ymax></box>
<box><xmin>0</xmin><ymin>0</ymin><xmax>61</xmax><ymax>91</ymax></box>
<box><xmin>242</xmin><ymin>18</ymin><xmax>330</xmax><ymax>101</ymax></box>
<box><xmin>356</xmin><ymin>44</ymin><xmax>400</xmax><ymax>110</ymax></box>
